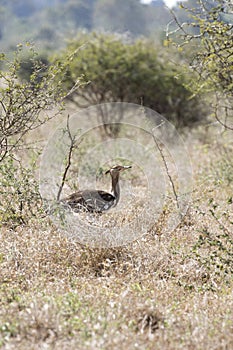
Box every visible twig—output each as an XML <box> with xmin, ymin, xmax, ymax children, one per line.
<box><xmin>166</xmin><ymin>6</ymin><xmax>202</xmax><ymax>45</ymax></box>
<box><xmin>56</xmin><ymin>115</ymin><xmax>81</xmax><ymax>201</ymax></box>
<box><xmin>213</xmin><ymin>93</ymin><xmax>233</xmax><ymax>131</ymax></box>
<box><xmin>209</xmin><ymin>208</ymin><xmax>232</xmax><ymax>237</ymax></box>
<box><xmin>151</xmin><ymin>131</ymin><xmax>180</xmax><ymax>210</ymax></box>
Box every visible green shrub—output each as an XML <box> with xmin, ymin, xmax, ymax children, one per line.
<box><xmin>54</xmin><ymin>32</ymin><xmax>206</xmax><ymax>130</ymax></box>
<box><xmin>0</xmin><ymin>156</ymin><xmax>42</xmax><ymax>227</ymax></box>
<box><xmin>0</xmin><ymin>43</ymin><xmax>81</xmax><ymax>227</ymax></box>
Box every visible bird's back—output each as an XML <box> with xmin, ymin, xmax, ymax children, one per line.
<box><xmin>61</xmin><ymin>189</ymin><xmax>116</xmax><ymax>213</ymax></box>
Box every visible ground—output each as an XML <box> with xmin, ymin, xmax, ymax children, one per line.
<box><xmin>0</xmin><ymin>126</ymin><xmax>233</xmax><ymax>349</ymax></box>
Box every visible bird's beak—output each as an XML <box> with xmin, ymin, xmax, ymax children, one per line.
<box><xmin>122</xmin><ymin>165</ymin><xmax>132</xmax><ymax>171</ymax></box>
<box><xmin>105</xmin><ymin>169</ymin><xmax>110</xmax><ymax>174</ymax></box>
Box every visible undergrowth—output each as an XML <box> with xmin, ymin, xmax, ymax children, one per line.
<box><xmin>0</xmin><ymin>130</ymin><xmax>233</xmax><ymax>349</ymax></box>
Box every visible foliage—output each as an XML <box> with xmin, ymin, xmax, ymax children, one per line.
<box><xmin>0</xmin><ymin>43</ymin><xmax>81</xmax><ymax>163</ymax></box>
<box><xmin>167</xmin><ymin>0</ymin><xmax>233</xmax><ymax>129</ymax></box>
<box><xmin>1</xmin><ymin>139</ymin><xmax>233</xmax><ymax>348</ymax></box>
<box><xmin>192</xmin><ymin>201</ymin><xmax>233</xmax><ymax>289</ymax></box>
<box><xmin>0</xmin><ymin>43</ymin><xmax>82</xmax><ymax>226</ymax></box>
<box><xmin>17</xmin><ymin>51</ymin><xmax>49</xmax><ymax>82</ymax></box>
<box><xmin>54</xmin><ymin>32</ymin><xmax>205</xmax><ymax>131</ymax></box>
<box><xmin>0</xmin><ymin>156</ymin><xmax>42</xmax><ymax>227</ymax></box>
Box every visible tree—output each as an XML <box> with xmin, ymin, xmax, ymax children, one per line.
<box><xmin>167</xmin><ymin>0</ymin><xmax>233</xmax><ymax>129</ymax></box>
<box><xmin>0</xmin><ymin>43</ymin><xmax>82</xmax><ymax>225</ymax></box>
<box><xmin>0</xmin><ymin>44</ymin><xmax>79</xmax><ymax>162</ymax></box>
<box><xmin>54</xmin><ymin>32</ymin><xmax>205</xmax><ymax>134</ymax></box>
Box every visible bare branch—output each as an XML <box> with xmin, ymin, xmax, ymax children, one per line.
<box><xmin>151</xmin><ymin>130</ymin><xmax>180</xmax><ymax>210</ymax></box>
<box><xmin>213</xmin><ymin>93</ymin><xmax>233</xmax><ymax>131</ymax></box>
<box><xmin>0</xmin><ymin>43</ymin><xmax>83</xmax><ymax>163</ymax></box>
<box><xmin>56</xmin><ymin>115</ymin><xmax>82</xmax><ymax>201</ymax></box>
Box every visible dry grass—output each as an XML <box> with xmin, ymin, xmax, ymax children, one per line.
<box><xmin>1</xmin><ymin>129</ymin><xmax>233</xmax><ymax>349</ymax></box>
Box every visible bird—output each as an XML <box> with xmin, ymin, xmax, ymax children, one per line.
<box><xmin>60</xmin><ymin>165</ymin><xmax>132</xmax><ymax>213</ymax></box>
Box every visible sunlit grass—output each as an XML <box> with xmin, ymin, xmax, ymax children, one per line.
<box><xmin>0</xmin><ymin>130</ymin><xmax>233</xmax><ymax>349</ymax></box>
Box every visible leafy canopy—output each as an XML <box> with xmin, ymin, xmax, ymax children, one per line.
<box><xmin>55</xmin><ymin>32</ymin><xmax>205</xmax><ymax>128</ymax></box>
<box><xmin>167</xmin><ymin>0</ymin><xmax>233</xmax><ymax>128</ymax></box>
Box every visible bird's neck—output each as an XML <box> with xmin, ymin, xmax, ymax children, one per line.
<box><xmin>111</xmin><ymin>174</ymin><xmax>120</xmax><ymax>205</ymax></box>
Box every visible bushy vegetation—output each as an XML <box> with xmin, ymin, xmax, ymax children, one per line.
<box><xmin>55</xmin><ymin>33</ymin><xmax>206</xmax><ymax>129</ymax></box>
<box><xmin>0</xmin><ymin>1</ymin><xmax>233</xmax><ymax>349</ymax></box>
<box><xmin>167</xmin><ymin>0</ymin><xmax>233</xmax><ymax>128</ymax></box>
<box><xmin>0</xmin><ymin>156</ymin><xmax>42</xmax><ymax>226</ymax></box>
<box><xmin>0</xmin><ymin>44</ymin><xmax>81</xmax><ymax>226</ymax></box>
<box><xmin>0</xmin><ymin>44</ymin><xmax>64</xmax><ymax>162</ymax></box>
<box><xmin>0</xmin><ymin>142</ymin><xmax>233</xmax><ymax>349</ymax></box>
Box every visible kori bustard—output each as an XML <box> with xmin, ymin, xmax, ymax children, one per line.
<box><xmin>61</xmin><ymin>165</ymin><xmax>131</xmax><ymax>213</ymax></box>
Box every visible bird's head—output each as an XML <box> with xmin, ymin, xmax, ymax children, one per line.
<box><xmin>105</xmin><ymin>164</ymin><xmax>132</xmax><ymax>175</ymax></box>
